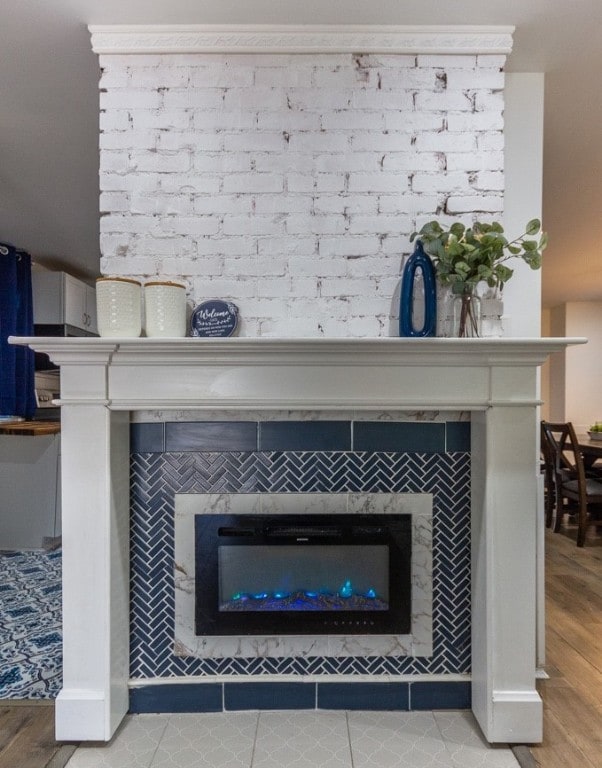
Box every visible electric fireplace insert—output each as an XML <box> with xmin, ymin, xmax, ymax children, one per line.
<box><xmin>194</xmin><ymin>513</ymin><xmax>412</xmax><ymax>636</ymax></box>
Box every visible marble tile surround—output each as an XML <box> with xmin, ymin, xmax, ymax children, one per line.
<box><xmin>174</xmin><ymin>492</ymin><xmax>432</xmax><ymax>659</ymax></box>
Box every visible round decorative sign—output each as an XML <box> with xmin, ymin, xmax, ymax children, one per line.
<box><xmin>190</xmin><ymin>300</ymin><xmax>239</xmax><ymax>338</ymax></box>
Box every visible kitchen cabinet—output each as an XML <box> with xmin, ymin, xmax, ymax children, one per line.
<box><xmin>32</xmin><ymin>269</ymin><xmax>98</xmax><ymax>336</ymax></box>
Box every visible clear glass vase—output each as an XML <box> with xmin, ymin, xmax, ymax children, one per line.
<box><xmin>452</xmin><ymin>291</ymin><xmax>481</xmax><ymax>338</ymax></box>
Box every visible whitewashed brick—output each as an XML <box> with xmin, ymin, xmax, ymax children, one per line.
<box><xmin>447</xmin><ymin>112</ymin><xmax>503</xmax><ymax>132</ymax></box>
<box><xmin>223</xmin><ymin>173</ymin><xmax>283</xmax><ymax>194</ymax></box>
<box><xmin>417</xmin><ymin>55</ymin><xmax>478</xmax><ymax>69</ymax></box>
<box><xmin>380</xmin><ymin>234</ymin><xmax>413</xmax><ymax>255</ymax></box>
<box><xmin>257</xmin><ymin>237</ymin><xmax>317</xmax><ymax>257</ymax></box>
<box><xmin>132</xmin><ymin>111</ymin><xmax>193</xmax><ymax>131</ymax></box>
<box><xmin>288</xmin><ymin>257</ymin><xmax>346</xmax><ymax>277</ymax></box>
<box><xmin>193</xmin><ymin>153</ymin><xmax>252</xmax><ymax>173</ymax></box>
<box><xmin>446</xmin><ymin>195</ymin><xmax>504</xmax><ymax>213</ymax></box>
<box><xmin>321</xmin><ymin>111</ymin><xmax>385</xmax><ymax>131</ymax></box>
<box><xmin>100</xmin><ymin>192</ymin><xmax>130</xmax><ymax>214</ymax></box>
<box><xmin>130</xmin><ymin>151</ymin><xmax>190</xmax><ymax>174</ymax></box>
<box><xmin>320</xmin><ymin>277</ymin><xmax>375</xmax><ymax>297</ymax></box>
<box><xmin>415</xmin><ymin>91</ymin><xmax>474</xmax><ymax>111</ymax></box>
<box><xmin>472</xmin><ymin>171</ymin><xmax>505</xmax><ymax>191</ymax></box>
<box><xmin>286</xmin><ymin>88</ymin><xmax>352</xmax><ymax>111</ymax></box>
<box><xmin>100</xmin><ymin>215</ymin><xmax>158</xmax><ymax>234</ymax></box>
<box><xmin>475</xmin><ymin>91</ymin><xmax>505</xmax><ymax>111</ymax></box>
<box><xmin>378</xmin><ymin>193</ymin><xmax>440</xmax><ymax>215</ymax></box>
<box><xmin>158</xmin><ymin>132</ymin><xmax>222</xmax><ymax>151</ymax></box>
<box><xmin>100</xmin><ymin>110</ymin><xmax>131</xmax><ymax>132</ymax></box>
<box><xmin>351</xmin><ymin>133</ymin><xmax>413</xmax><ymax>152</ymax></box>
<box><xmin>163</xmin><ymin>217</ymin><xmax>220</xmax><ymax>236</ymax></box>
<box><xmin>311</xmin><ymin>68</ymin><xmax>373</xmax><ymax>89</ymax></box>
<box><xmin>254</xmin><ymin>195</ymin><xmax>313</xmax><ymax>214</ymax></box>
<box><xmin>477</xmin><ymin>55</ymin><xmax>507</xmax><ymax>70</ymax></box>
<box><xmin>222</xmin><ymin>215</ymin><xmax>285</xmax><ymax>236</ymax></box>
<box><xmin>100</xmin><ymin>130</ymin><xmax>156</xmax><ymax>151</ymax></box>
<box><xmin>286</xmin><ymin>214</ymin><xmax>346</xmax><ymax>235</ymax></box>
<box><xmin>446</xmin><ymin>151</ymin><xmax>504</xmax><ymax>171</ymax></box>
<box><xmin>198</xmin><ymin>278</ymin><xmax>259</xmax><ymax>298</ymax></box>
<box><xmin>314</xmin><ymin>152</ymin><xmax>380</xmax><ymax>173</ymax></box>
<box><xmin>130</xmin><ymin>67</ymin><xmax>190</xmax><ymax>89</ymax></box>
<box><xmin>190</xmin><ymin>65</ymin><xmax>255</xmax><ymax>88</ymax></box>
<box><xmin>351</xmin><ymin>91</ymin><xmax>414</xmax><ymax>111</ymax></box>
<box><xmin>223</xmin><ymin>132</ymin><xmax>287</xmax><ymax>153</ymax></box>
<box><xmin>223</xmin><ymin>88</ymin><xmax>287</xmax><ymax>111</ymax></box>
<box><xmin>354</xmin><ymin>54</ymin><xmax>416</xmax><ymax>69</ymax></box>
<box><xmin>256</xmin><ymin>111</ymin><xmax>321</xmax><ymax>131</ymax></box>
<box><xmin>344</xmin><ymin>255</ymin><xmax>400</xmax><ymax>278</ymax></box>
<box><xmin>100</xmin><ymin>89</ymin><xmax>162</xmax><ymax>110</ymax></box>
<box><xmin>99</xmin><ymin>151</ymin><xmax>130</xmax><ymax>173</ymax></box>
<box><xmin>288</xmin><ymin>132</ymin><xmax>350</xmax><ymax>153</ymax></box>
<box><xmin>315</xmin><ymin>174</ymin><xmax>347</xmax><ymax>193</ymax></box>
<box><xmin>162</xmin><ymin>88</ymin><xmax>225</xmax><ymax>110</ymax></box>
<box><xmin>477</xmin><ymin>132</ymin><xmax>505</xmax><ymax>151</ymax></box>
<box><xmin>379</xmin><ymin>69</ymin><xmax>442</xmax><ymax>90</ymax></box>
<box><xmin>447</xmin><ymin>70</ymin><xmax>505</xmax><ymax>90</ymax></box>
<box><xmin>99</xmin><ymin>68</ymin><xmax>129</xmax><ymax>88</ymax></box>
<box><xmin>290</xmin><ymin>277</ymin><xmax>320</xmax><ymax>297</ymax></box>
<box><xmin>254</xmin><ymin>68</ymin><xmax>313</xmax><ymax>87</ymax></box>
<box><xmin>382</xmin><ymin>152</ymin><xmax>445</xmax><ymax>172</ymax></box>
<box><xmin>412</xmin><ymin>172</ymin><xmax>471</xmax><ymax>194</ymax></box>
<box><xmin>194</xmin><ymin>195</ymin><xmax>252</xmax><ymax>215</ymax></box>
<box><xmin>348</xmin><ymin>173</ymin><xmax>409</xmax><ymax>194</ymax></box>
<box><xmin>383</xmin><ymin>113</ymin><xmax>443</xmax><ymax>132</ymax></box>
<box><xmin>99</xmin><ymin>233</ymin><xmax>131</xmax><ymax>257</ymax></box>
<box><xmin>319</xmin><ymin>236</ymin><xmax>380</xmax><ymax>258</ymax></box>
<box><xmin>159</xmin><ymin>174</ymin><xmax>221</xmax><ymax>195</ymax></box>
<box><xmin>347</xmin><ymin>215</ymin><xmax>408</xmax><ymax>235</ymax></box>
<box><xmin>287</xmin><ymin>173</ymin><xmax>315</xmax><ymax>193</ymax></box>
<box><xmin>134</xmin><ymin>235</ymin><xmax>193</xmax><ymax>257</ymax></box>
<box><xmin>313</xmin><ymin>195</ymin><xmax>378</xmax><ymax>216</ymax></box>
<box><xmin>193</xmin><ymin>110</ymin><xmax>256</xmax><ymax>131</ymax></box>
<box><xmin>414</xmin><ymin>132</ymin><xmax>476</xmax><ymax>152</ymax></box>
<box><xmin>257</xmin><ymin>278</ymin><xmax>291</xmax><ymax>297</ymax></box>
<box><xmin>130</xmin><ymin>193</ymin><xmax>192</xmax><ymax>216</ymax></box>
<box><xmin>254</xmin><ymin>153</ymin><xmax>313</xmax><ymax>174</ymax></box>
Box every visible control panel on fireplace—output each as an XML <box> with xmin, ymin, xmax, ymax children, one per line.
<box><xmin>194</xmin><ymin>513</ymin><xmax>412</xmax><ymax>636</ymax></box>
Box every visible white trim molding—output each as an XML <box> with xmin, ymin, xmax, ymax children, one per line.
<box><xmin>88</xmin><ymin>24</ymin><xmax>515</xmax><ymax>56</ymax></box>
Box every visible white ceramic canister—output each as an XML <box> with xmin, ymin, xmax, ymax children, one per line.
<box><xmin>95</xmin><ymin>277</ymin><xmax>142</xmax><ymax>337</ymax></box>
<box><xmin>144</xmin><ymin>280</ymin><xmax>187</xmax><ymax>337</ymax></box>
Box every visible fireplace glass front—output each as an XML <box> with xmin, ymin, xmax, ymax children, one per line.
<box><xmin>195</xmin><ymin>514</ymin><xmax>412</xmax><ymax>636</ymax></box>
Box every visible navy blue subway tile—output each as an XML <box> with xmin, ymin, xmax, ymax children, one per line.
<box><xmin>165</xmin><ymin>422</ymin><xmax>258</xmax><ymax>452</ymax></box>
<box><xmin>317</xmin><ymin>682</ymin><xmax>409</xmax><ymax>711</ymax></box>
<box><xmin>129</xmin><ymin>683</ymin><xmax>223</xmax><ymax>713</ymax></box>
<box><xmin>410</xmin><ymin>681</ymin><xmax>471</xmax><ymax>710</ymax></box>
<box><xmin>353</xmin><ymin>422</ymin><xmax>446</xmax><ymax>453</ymax></box>
<box><xmin>259</xmin><ymin>421</ymin><xmax>351</xmax><ymax>451</ymax></box>
<box><xmin>130</xmin><ymin>423</ymin><xmax>164</xmax><ymax>453</ymax></box>
<box><xmin>224</xmin><ymin>682</ymin><xmax>315</xmax><ymax>711</ymax></box>
<box><xmin>446</xmin><ymin>422</ymin><xmax>471</xmax><ymax>452</ymax></box>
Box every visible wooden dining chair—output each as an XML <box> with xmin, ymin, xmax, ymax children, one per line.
<box><xmin>540</xmin><ymin>421</ymin><xmax>557</xmax><ymax>528</ymax></box>
<box><xmin>541</xmin><ymin>421</ymin><xmax>602</xmax><ymax>546</ymax></box>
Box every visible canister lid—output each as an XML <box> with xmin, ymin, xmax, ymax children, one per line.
<box><xmin>96</xmin><ymin>276</ymin><xmax>142</xmax><ymax>286</ymax></box>
<box><xmin>144</xmin><ymin>280</ymin><xmax>186</xmax><ymax>288</ymax></box>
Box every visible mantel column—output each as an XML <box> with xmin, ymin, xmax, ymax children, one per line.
<box><xmin>471</xmin><ymin>404</ymin><xmax>543</xmax><ymax>743</ymax></box>
<box><xmin>55</xmin><ymin>357</ymin><xmax>130</xmax><ymax>741</ymax></box>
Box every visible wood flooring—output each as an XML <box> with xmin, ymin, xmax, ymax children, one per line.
<box><xmin>0</xmin><ymin>523</ymin><xmax>600</xmax><ymax>768</ymax></box>
<box><xmin>529</xmin><ymin>523</ymin><xmax>602</xmax><ymax>767</ymax></box>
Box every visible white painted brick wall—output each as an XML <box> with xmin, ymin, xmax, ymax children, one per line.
<box><xmin>97</xmin><ymin>51</ymin><xmax>507</xmax><ymax>337</ymax></box>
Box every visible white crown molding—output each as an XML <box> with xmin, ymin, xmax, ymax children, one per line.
<box><xmin>88</xmin><ymin>24</ymin><xmax>514</xmax><ymax>56</ymax></box>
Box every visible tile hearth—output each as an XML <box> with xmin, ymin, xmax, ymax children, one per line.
<box><xmin>65</xmin><ymin>711</ymin><xmax>520</xmax><ymax>768</ymax></box>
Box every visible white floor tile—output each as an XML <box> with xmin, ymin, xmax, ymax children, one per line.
<box><xmin>150</xmin><ymin>712</ymin><xmax>258</xmax><ymax>768</ymax></box>
<box><xmin>348</xmin><ymin>711</ymin><xmax>452</xmax><ymax>768</ymax></box>
<box><xmin>434</xmin><ymin>712</ymin><xmax>520</xmax><ymax>768</ymax></box>
<box><xmin>65</xmin><ymin>715</ymin><xmax>170</xmax><ymax>768</ymax></box>
<box><xmin>252</xmin><ymin>711</ymin><xmax>352</xmax><ymax>768</ymax></box>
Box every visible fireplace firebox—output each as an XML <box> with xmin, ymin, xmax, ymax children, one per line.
<box><xmin>195</xmin><ymin>513</ymin><xmax>412</xmax><ymax>636</ymax></box>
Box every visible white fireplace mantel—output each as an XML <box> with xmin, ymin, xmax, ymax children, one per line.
<box><xmin>11</xmin><ymin>336</ymin><xmax>585</xmax><ymax>744</ymax></box>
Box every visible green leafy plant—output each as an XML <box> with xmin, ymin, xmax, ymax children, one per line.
<box><xmin>410</xmin><ymin>219</ymin><xmax>548</xmax><ymax>295</ymax></box>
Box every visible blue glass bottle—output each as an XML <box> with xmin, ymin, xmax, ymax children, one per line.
<box><xmin>399</xmin><ymin>240</ymin><xmax>437</xmax><ymax>337</ymax></box>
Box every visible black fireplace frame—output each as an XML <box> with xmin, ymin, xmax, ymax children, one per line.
<box><xmin>194</xmin><ymin>513</ymin><xmax>412</xmax><ymax>636</ymax></box>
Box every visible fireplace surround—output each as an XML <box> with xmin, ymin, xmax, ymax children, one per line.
<box><xmin>10</xmin><ymin>335</ymin><xmax>584</xmax><ymax>745</ymax></box>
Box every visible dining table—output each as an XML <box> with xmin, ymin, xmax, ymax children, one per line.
<box><xmin>577</xmin><ymin>434</ymin><xmax>602</xmax><ymax>470</ymax></box>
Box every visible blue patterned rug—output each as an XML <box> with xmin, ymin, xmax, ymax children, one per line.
<box><xmin>0</xmin><ymin>549</ymin><xmax>62</xmax><ymax>699</ymax></box>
